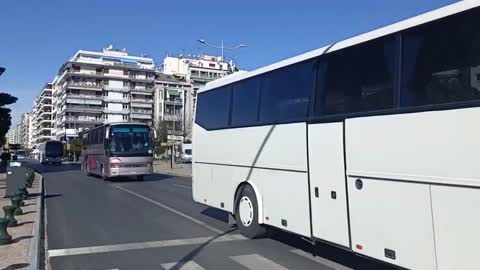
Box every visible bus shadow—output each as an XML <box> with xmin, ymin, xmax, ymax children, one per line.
<box><xmin>200</xmin><ymin>207</ymin><xmax>229</xmax><ymax>223</ymax></box>
<box><xmin>269</xmin><ymin>229</ymin><xmax>400</xmax><ymax>270</ymax></box>
<box><xmin>109</xmin><ymin>173</ymin><xmax>172</xmax><ymax>183</ymax></box>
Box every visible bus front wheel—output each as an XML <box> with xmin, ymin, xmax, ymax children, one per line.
<box><xmin>235</xmin><ymin>185</ymin><xmax>267</xmax><ymax>239</ymax></box>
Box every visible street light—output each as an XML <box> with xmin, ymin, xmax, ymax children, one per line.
<box><xmin>197</xmin><ymin>39</ymin><xmax>247</xmax><ymax>65</ymax></box>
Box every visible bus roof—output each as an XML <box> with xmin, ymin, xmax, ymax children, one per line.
<box><xmin>199</xmin><ymin>0</ymin><xmax>479</xmax><ymax>93</ymax></box>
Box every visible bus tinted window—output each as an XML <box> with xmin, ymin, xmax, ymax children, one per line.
<box><xmin>232</xmin><ymin>78</ymin><xmax>260</xmax><ymax>126</ymax></box>
<box><xmin>196</xmin><ymin>86</ymin><xmax>232</xmax><ymax>130</ymax></box>
<box><xmin>259</xmin><ymin>61</ymin><xmax>314</xmax><ymax>123</ymax></box>
<box><xmin>317</xmin><ymin>37</ymin><xmax>396</xmax><ymax>116</ymax></box>
<box><xmin>401</xmin><ymin>9</ymin><xmax>480</xmax><ymax>107</ymax></box>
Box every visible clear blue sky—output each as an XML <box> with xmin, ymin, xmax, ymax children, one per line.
<box><xmin>0</xmin><ymin>0</ymin><xmax>459</xmax><ymax>127</ymax></box>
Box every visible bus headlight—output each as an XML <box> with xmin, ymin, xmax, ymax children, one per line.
<box><xmin>110</xmin><ymin>162</ymin><xmax>120</xmax><ymax>168</ymax></box>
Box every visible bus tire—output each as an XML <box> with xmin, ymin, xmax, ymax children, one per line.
<box><xmin>101</xmin><ymin>165</ymin><xmax>109</xmax><ymax>181</ymax></box>
<box><xmin>235</xmin><ymin>184</ymin><xmax>267</xmax><ymax>239</ymax></box>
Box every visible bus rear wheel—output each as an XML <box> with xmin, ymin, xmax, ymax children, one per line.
<box><xmin>101</xmin><ymin>165</ymin><xmax>109</xmax><ymax>181</ymax></box>
<box><xmin>235</xmin><ymin>185</ymin><xmax>267</xmax><ymax>239</ymax></box>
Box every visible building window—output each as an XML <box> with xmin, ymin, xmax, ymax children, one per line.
<box><xmin>103</xmin><ymin>114</ymin><xmax>108</xmax><ymax>120</ymax></box>
<box><xmin>209</xmin><ymin>63</ymin><xmax>216</xmax><ymax>68</ymax></box>
<box><xmin>103</xmin><ymin>91</ymin><xmax>108</xmax><ymax>97</ymax></box>
<box><xmin>123</xmin><ymin>93</ymin><xmax>128</xmax><ymax>98</ymax></box>
<box><xmin>123</xmin><ymin>70</ymin><xmax>128</xmax><ymax>76</ymax></box>
<box><xmin>122</xmin><ymin>115</ymin><xmax>128</xmax><ymax>120</ymax></box>
<box><xmin>104</xmin><ymin>68</ymin><xmax>109</xmax><ymax>74</ymax></box>
<box><xmin>73</xmin><ymin>65</ymin><xmax>80</xmax><ymax>72</ymax></box>
<box><xmin>103</xmin><ymin>103</ymin><xmax>108</xmax><ymax>108</ymax></box>
<box><xmin>123</xmin><ymin>104</ymin><xmax>128</xmax><ymax>109</ymax></box>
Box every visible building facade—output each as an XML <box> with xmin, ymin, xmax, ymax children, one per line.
<box><xmin>6</xmin><ymin>128</ymin><xmax>19</xmax><ymax>145</ymax></box>
<box><xmin>52</xmin><ymin>47</ymin><xmax>156</xmax><ymax>143</ymax></box>
<box><xmin>154</xmin><ymin>72</ymin><xmax>191</xmax><ymax>142</ymax></box>
<box><xmin>161</xmin><ymin>55</ymin><xmax>238</xmax><ymax>141</ymax></box>
<box><xmin>19</xmin><ymin>112</ymin><xmax>33</xmax><ymax>148</ymax></box>
<box><xmin>31</xmin><ymin>83</ymin><xmax>54</xmax><ymax>147</ymax></box>
<box><xmin>23</xmin><ymin>50</ymin><xmax>239</xmax><ymax>147</ymax></box>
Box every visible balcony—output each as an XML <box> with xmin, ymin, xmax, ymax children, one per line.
<box><xmin>131</xmin><ymin>109</ymin><xmax>152</xmax><ymax>114</ymax></box>
<box><xmin>130</xmin><ymin>102</ymin><xmax>152</xmax><ymax>108</ymax></box>
<box><xmin>164</xmin><ymin>100</ymin><xmax>183</xmax><ymax>106</ymax></box>
<box><xmin>103</xmin><ymin>108</ymin><xmax>130</xmax><ymax>114</ymax></box>
<box><xmin>65</xmin><ymin>116</ymin><xmax>103</xmax><ymax>123</ymax></box>
<box><xmin>65</xmin><ymin>81</ymin><xmax>103</xmax><ymax>91</ymax></box>
<box><xmin>167</xmin><ymin>130</ymin><xmax>183</xmax><ymax>136</ymax></box>
<box><xmin>65</xmin><ymin>93</ymin><xmax>103</xmax><ymax>100</ymax></box>
<box><xmin>65</xmin><ymin>105</ymin><xmax>103</xmax><ymax>113</ymax></box>
<box><xmin>163</xmin><ymin>114</ymin><xmax>182</xmax><ymax>121</ymax></box>
<box><xmin>130</xmin><ymin>113</ymin><xmax>152</xmax><ymax>120</ymax></box>
<box><xmin>130</xmin><ymin>98</ymin><xmax>153</xmax><ymax>103</ymax></box>
<box><xmin>129</xmin><ymin>86</ymin><xmax>155</xmax><ymax>92</ymax></box>
<box><xmin>128</xmin><ymin>74</ymin><xmax>155</xmax><ymax>82</ymax></box>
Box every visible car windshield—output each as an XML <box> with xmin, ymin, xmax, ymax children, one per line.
<box><xmin>110</xmin><ymin>126</ymin><xmax>152</xmax><ymax>156</ymax></box>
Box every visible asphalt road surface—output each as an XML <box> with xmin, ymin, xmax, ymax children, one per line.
<box><xmin>25</xmin><ymin>159</ymin><xmax>397</xmax><ymax>270</ymax></box>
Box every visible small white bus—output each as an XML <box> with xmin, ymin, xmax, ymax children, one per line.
<box><xmin>193</xmin><ymin>2</ymin><xmax>480</xmax><ymax>269</ymax></box>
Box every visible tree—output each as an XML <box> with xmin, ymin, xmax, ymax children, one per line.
<box><xmin>0</xmin><ymin>92</ymin><xmax>17</xmax><ymax>145</ymax></box>
<box><xmin>153</xmin><ymin>119</ymin><xmax>168</xmax><ymax>157</ymax></box>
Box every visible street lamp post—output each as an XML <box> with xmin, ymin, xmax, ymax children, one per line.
<box><xmin>197</xmin><ymin>39</ymin><xmax>247</xmax><ymax>72</ymax></box>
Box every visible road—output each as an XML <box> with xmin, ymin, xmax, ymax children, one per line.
<box><xmin>26</xmin><ymin>159</ymin><xmax>395</xmax><ymax>270</ymax></box>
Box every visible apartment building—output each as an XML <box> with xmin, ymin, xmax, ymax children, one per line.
<box><xmin>161</xmin><ymin>54</ymin><xmax>237</xmax><ymax>140</ymax></box>
<box><xmin>19</xmin><ymin>112</ymin><xmax>33</xmax><ymax>148</ymax></box>
<box><xmin>31</xmin><ymin>83</ymin><xmax>54</xmax><ymax>146</ymax></box>
<box><xmin>154</xmin><ymin>72</ymin><xmax>191</xmax><ymax>142</ymax></box>
<box><xmin>52</xmin><ymin>46</ymin><xmax>156</xmax><ymax>142</ymax></box>
<box><xmin>6</xmin><ymin>128</ymin><xmax>19</xmax><ymax>145</ymax></box>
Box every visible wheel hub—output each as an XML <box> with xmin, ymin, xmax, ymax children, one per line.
<box><xmin>239</xmin><ymin>196</ymin><xmax>254</xmax><ymax>227</ymax></box>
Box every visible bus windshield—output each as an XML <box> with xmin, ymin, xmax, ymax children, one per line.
<box><xmin>109</xmin><ymin>126</ymin><xmax>152</xmax><ymax>157</ymax></box>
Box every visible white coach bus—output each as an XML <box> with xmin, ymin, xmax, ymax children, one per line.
<box><xmin>193</xmin><ymin>2</ymin><xmax>480</xmax><ymax>269</ymax></box>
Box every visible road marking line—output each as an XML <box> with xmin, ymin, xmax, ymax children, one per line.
<box><xmin>172</xmin><ymin>184</ymin><xmax>192</xmax><ymax>189</ymax></box>
<box><xmin>48</xmin><ymin>234</ymin><xmax>246</xmax><ymax>258</ymax></box>
<box><xmin>114</xmin><ymin>185</ymin><xmax>223</xmax><ymax>234</ymax></box>
<box><xmin>230</xmin><ymin>254</ymin><xmax>290</xmax><ymax>270</ymax></box>
<box><xmin>162</xmin><ymin>261</ymin><xmax>206</xmax><ymax>270</ymax></box>
<box><xmin>290</xmin><ymin>249</ymin><xmax>353</xmax><ymax>270</ymax></box>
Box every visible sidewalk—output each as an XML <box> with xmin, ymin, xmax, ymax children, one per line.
<box><xmin>0</xmin><ymin>171</ymin><xmax>43</xmax><ymax>270</ymax></box>
<box><xmin>153</xmin><ymin>160</ymin><xmax>192</xmax><ymax>177</ymax></box>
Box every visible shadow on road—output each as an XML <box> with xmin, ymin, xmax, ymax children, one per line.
<box><xmin>200</xmin><ymin>207</ymin><xmax>228</xmax><ymax>223</ymax></box>
<box><xmin>168</xmin><ymin>228</ymin><xmax>238</xmax><ymax>270</ymax></box>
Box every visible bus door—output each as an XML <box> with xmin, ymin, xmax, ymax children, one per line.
<box><xmin>307</xmin><ymin>122</ymin><xmax>350</xmax><ymax>248</ymax></box>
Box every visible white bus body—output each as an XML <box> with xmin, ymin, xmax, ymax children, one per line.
<box><xmin>193</xmin><ymin>2</ymin><xmax>480</xmax><ymax>269</ymax></box>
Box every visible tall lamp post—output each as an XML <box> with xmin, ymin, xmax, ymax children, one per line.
<box><xmin>197</xmin><ymin>39</ymin><xmax>247</xmax><ymax>71</ymax></box>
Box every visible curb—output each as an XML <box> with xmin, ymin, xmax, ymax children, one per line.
<box><xmin>28</xmin><ymin>172</ymin><xmax>44</xmax><ymax>270</ymax></box>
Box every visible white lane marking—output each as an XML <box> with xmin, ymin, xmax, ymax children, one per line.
<box><xmin>290</xmin><ymin>249</ymin><xmax>353</xmax><ymax>270</ymax></box>
<box><xmin>162</xmin><ymin>261</ymin><xmax>206</xmax><ymax>270</ymax></box>
<box><xmin>172</xmin><ymin>184</ymin><xmax>192</xmax><ymax>189</ymax></box>
<box><xmin>48</xmin><ymin>234</ymin><xmax>246</xmax><ymax>258</ymax></box>
<box><xmin>114</xmin><ymin>185</ymin><xmax>223</xmax><ymax>234</ymax></box>
<box><xmin>231</xmin><ymin>254</ymin><xmax>290</xmax><ymax>270</ymax></box>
